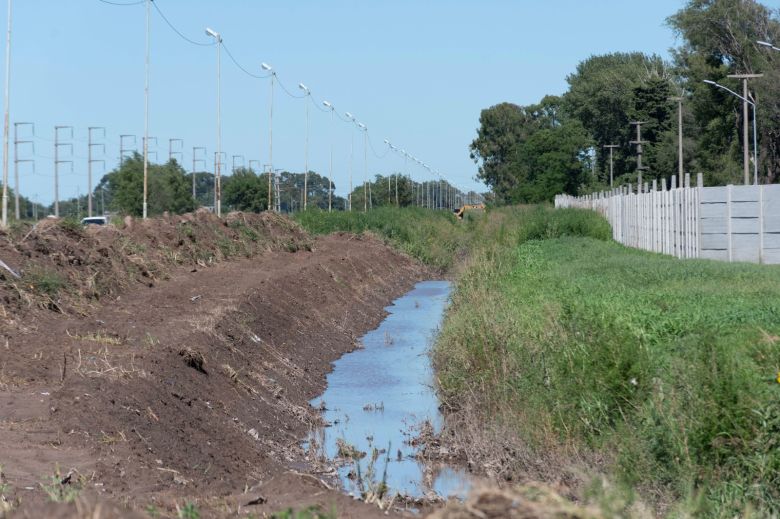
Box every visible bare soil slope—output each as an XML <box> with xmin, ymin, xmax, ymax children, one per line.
<box><xmin>0</xmin><ymin>213</ymin><xmax>429</xmax><ymax>518</ymax></box>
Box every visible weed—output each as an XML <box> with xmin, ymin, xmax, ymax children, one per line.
<box><xmin>58</xmin><ymin>218</ymin><xmax>83</xmax><ymax>234</ymax></box>
<box><xmin>270</xmin><ymin>505</ymin><xmax>336</xmax><ymax>519</ymax></box>
<box><xmin>24</xmin><ymin>268</ymin><xmax>67</xmax><ymax>296</ymax></box>
<box><xmin>39</xmin><ymin>467</ymin><xmax>81</xmax><ymax>503</ymax></box>
<box><xmin>177</xmin><ymin>502</ymin><xmax>200</xmax><ymax>519</ymax></box>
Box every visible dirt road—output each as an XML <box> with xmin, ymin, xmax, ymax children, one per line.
<box><xmin>0</xmin><ymin>226</ymin><xmax>430</xmax><ymax>518</ymax></box>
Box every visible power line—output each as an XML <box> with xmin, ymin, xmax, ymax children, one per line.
<box><xmin>97</xmin><ymin>0</ymin><xmax>144</xmax><ymax>5</ymax></box>
<box><xmin>222</xmin><ymin>42</ymin><xmax>271</xmax><ymax>79</ymax></box>
<box><xmin>150</xmin><ymin>0</ymin><xmax>215</xmax><ymax>47</ymax></box>
<box><xmin>367</xmin><ymin>133</ymin><xmax>390</xmax><ymax>159</ymax></box>
<box><xmin>276</xmin><ymin>76</ymin><xmax>306</xmax><ymax>99</ymax></box>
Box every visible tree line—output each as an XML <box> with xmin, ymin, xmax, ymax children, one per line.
<box><xmin>31</xmin><ymin>152</ymin><xmax>473</xmax><ymax>219</ymax></box>
<box><xmin>471</xmin><ymin>0</ymin><xmax>780</xmax><ymax>204</ymax></box>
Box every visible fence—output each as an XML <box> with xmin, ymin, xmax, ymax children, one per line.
<box><xmin>555</xmin><ymin>173</ymin><xmax>780</xmax><ymax>265</ymax></box>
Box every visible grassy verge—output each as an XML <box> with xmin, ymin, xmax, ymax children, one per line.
<box><xmin>295</xmin><ymin>207</ymin><xmax>474</xmax><ymax>271</ymax></box>
<box><xmin>435</xmin><ymin>213</ymin><xmax>780</xmax><ymax>517</ymax></box>
<box><xmin>296</xmin><ymin>205</ymin><xmax>780</xmax><ymax>515</ymax></box>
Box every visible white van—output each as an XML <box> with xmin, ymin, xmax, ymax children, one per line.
<box><xmin>81</xmin><ymin>216</ymin><xmax>108</xmax><ymax>226</ymax></box>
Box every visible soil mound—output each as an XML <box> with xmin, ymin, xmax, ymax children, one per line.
<box><xmin>0</xmin><ymin>211</ymin><xmax>311</xmax><ymax>320</ymax></box>
<box><xmin>0</xmin><ymin>216</ymin><xmax>428</xmax><ymax>517</ymax></box>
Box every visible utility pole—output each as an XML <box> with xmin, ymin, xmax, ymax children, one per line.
<box><xmin>120</xmin><ymin>134</ymin><xmax>136</xmax><ymax>163</ymax></box>
<box><xmin>362</xmin><ymin>126</ymin><xmax>368</xmax><ymax>212</ymax></box>
<box><xmin>603</xmin><ymin>144</ymin><xmax>619</xmax><ymax>188</ymax></box>
<box><xmin>273</xmin><ymin>169</ymin><xmax>281</xmax><ymax>212</ymax></box>
<box><xmin>143</xmin><ymin>0</ymin><xmax>150</xmax><ymax>220</ymax></box>
<box><xmin>265</xmin><ymin>68</ymin><xmax>275</xmax><ymax>212</ymax></box>
<box><xmin>231</xmin><ymin>154</ymin><xmax>244</xmax><ymax>173</ymax></box>
<box><xmin>192</xmin><ymin>146</ymin><xmax>206</xmax><ymax>202</ymax></box>
<box><xmin>54</xmin><ymin>126</ymin><xmax>73</xmax><ymax>218</ymax></box>
<box><xmin>727</xmin><ymin>73</ymin><xmax>763</xmax><ymax>185</ymax></box>
<box><xmin>629</xmin><ymin>121</ymin><xmax>648</xmax><ymax>192</ymax></box>
<box><xmin>168</xmin><ymin>138</ymin><xmax>183</xmax><ymax>163</ymax></box>
<box><xmin>213</xmin><ymin>151</ymin><xmax>224</xmax><ymax>211</ymax></box>
<box><xmin>668</xmin><ymin>97</ymin><xmax>684</xmax><ymax>180</ymax></box>
<box><xmin>205</xmin><ymin>28</ymin><xmax>222</xmax><ymax>216</ymax></box>
<box><xmin>13</xmin><ymin>122</ymin><xmax>32</xmax><ymax>220</ymax></box>
<box><xmin>298</xmin><ymin>84</ymin><xmax>310</xmax><ymax>210</ymax></box>
<box><xmin>1</xmin><ymin>0</ymin><xmax>11</xmax><ymax>227</ymax></box>
<box><xmin>142</xmin><ymin>136</ymin><xmax>157</xmax><ymax>163</ymax></box>
<box><xmin>87</xmin><ymin>127</ymin><xmax>105</xmax><ymax>217</ymax></box>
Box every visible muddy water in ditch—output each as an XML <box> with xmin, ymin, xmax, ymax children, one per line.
<box><xmin>309</xmin><ymin>280</ymin><xmax>470</xmax><ymax>498</ymax></box>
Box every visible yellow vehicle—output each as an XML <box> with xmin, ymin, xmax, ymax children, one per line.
<box><xmin>453</xmin><ymin>203</ymin><xmax>485</xmax><ymax>219</ymax></box>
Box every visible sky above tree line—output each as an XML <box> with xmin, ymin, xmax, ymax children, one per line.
<box><xmin>4</xmin><ymin>0</ymin><xmax>706</xmax><ymax>205</ymax></box>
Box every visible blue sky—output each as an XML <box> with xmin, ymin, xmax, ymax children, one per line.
<box><xmin>6</xmin><ymin>0</ymin><xmax>702</xmax><ymax>204</ymax></box>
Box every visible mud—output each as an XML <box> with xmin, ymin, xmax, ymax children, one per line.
<box><xmin>0</xmin><ymin>215</ymin><xmax>433</xmax><ymax>518</ymax></box>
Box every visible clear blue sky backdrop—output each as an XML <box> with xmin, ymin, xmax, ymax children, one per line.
<box><xmin>7</xmin><ymin>0</ymin><xmax>704</xmax><ymax>205</ymax></box>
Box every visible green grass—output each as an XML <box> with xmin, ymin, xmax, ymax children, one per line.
<box><xmin>435</xmin><ymin>218</ymin><xmax>780</xmax><ymax>517</ymax></box>
<box><xmin>24</xmin><ymin>268</ymin><xmax>67</xmax><ymax>295</ymax></box>
<box><xmin>295</xmin><ymin>206</ymin><xmax>473</xmax><ymax>271</ymax></box>
<box><xmin>296</xmin><ymin>204</ymin><xmax>780</xmax><ymax>515</ymax></box>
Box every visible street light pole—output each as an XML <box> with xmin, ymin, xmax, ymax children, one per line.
<box><xmin>1</xmin><ymin>0</ymin><xmax>12</xmax><ymax>227</ymax></box>
<box><xmin>205</xmin><ymin>27</ymin><xmax>222</xmax><ymax>215</ymax></box>
<box><xmin>727</xmin><ymin>74</ymin><xmax>763</xmax><ymax>185</ymax></box>
<box><xmin>704</xmin><ymin>79</ymin><xmax>759</xmax><ymax>185</ymax></box>
<box><xmin>359</xmin><ymin>123</ymin><xmax>367</xmax><ymax>211</ymax></box>
<box><xmin>261</xmin><ymin>63</ymin><xmax>274</xmax><ymax>211</ymax></box>
<box><xmin>299</xmin><ymin>83</ymin><xmax>309</xmax><ymax>210</ymax></box>
<box><xmin>142</xmin><ymin>0</ymin><xmax>150</xmax><ymax>219</ymax></box>
<box><xmin>323</xmin><ymin>101</ymin><xmax>334</xmax><ymax>212</ymax></box>
<box><xmin>346</xmin><ymin>112</ymin><xmax>356</xmax><ymax>211</ymax></box>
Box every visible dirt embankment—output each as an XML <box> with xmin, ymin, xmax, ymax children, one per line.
<box><xmin>0</xmin><ymin>212</ymin><xmax>430</xmax><ymax>518</ymax></box>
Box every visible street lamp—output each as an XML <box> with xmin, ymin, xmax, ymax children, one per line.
<box><xmin>358</xmin><ymin>122</ymin><xmax>368</xmax><ymax>211</ymax></box>
<box><xmin>757</xmin><ymin>40</ymin><xmax>780</xmax><ymax>51</ymax></box>
<box><xmin>298</xmin><ymin>83</ymin><xmax>310</xmax><ymax>210</ymax></box>
<box><xmin>1</xmin><ymin>0</ymin><xmax>12</xmax><ymax>227</ymax></box>
<box><xmin>345</xmin><ymin>112</ymin><xmax>355</xmax><ymax>211</ymax></box>
<box><xmin>323</xmin><ymin>100</ymin><xmax>334</xmax><ymax>212</ymax></box>
<box><xmin>261</xmin><ymin>62</ymin><xmax>274</xmax><ymax>210</ymax></box>
<box><xmin>704</xmin><ymin>79</ymin><xmax>759</xmax><ymax>184</ymax></box>
<box><xmin>205</xmin><ymin>27</ymin><xmax>222</xmax><ymax>216</ymax></box>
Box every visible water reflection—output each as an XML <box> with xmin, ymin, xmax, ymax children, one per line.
<box><xmin>308</xmin><ymin>280</ymin><xmax>470</xmax><ymax>498</ymax></box>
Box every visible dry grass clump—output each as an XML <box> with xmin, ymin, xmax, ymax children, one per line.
<box><xmin>178</xmin><ymin>347</ymin><xmax>206</xmax><ymax>374</ymax></box>
<box><xmin>427</xmin><ymin>483</ymin><xmax>608</xmax><ymax>519</ymax></box>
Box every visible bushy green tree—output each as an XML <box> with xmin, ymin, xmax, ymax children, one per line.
<box><xmin>100</xmin><ymin>153</ymin><xmax>195</xmax><ymax>216</ymax></box>
<box><xmin>222</xmin><ymin>167</ymin><xmax>268</xmax><ymax>212</ymax></box>
<box><xmin>470</xmin><ymin>96</ymin><xmax>592</xmax><ymax>203</ymax></box>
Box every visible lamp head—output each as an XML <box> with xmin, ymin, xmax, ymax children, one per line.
<box><xmin>298</xmin><ymin>83</ymin><xmax>309</xmax><ymax>92</ymax></box>
<box><xmin>261</xmin><ymin>62</ymin><xmax>272</xmax><ymax>71</ymax></box>
<box><xmin>323</xmin><ymin>101</ymin><xmax>332</xmax><ymax>108</ymax></box>
<box><xmin>205</xmin><ymin>27</ymin><xmax>220</xmax><ymax>39</ymax></box>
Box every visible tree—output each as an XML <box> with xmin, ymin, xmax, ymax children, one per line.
<box><xmin>101</xmin><ymin>153</ymin><xmax>195</xmax><ymax>216</ymax></box>
<box><xmin>564</xmin><ymin>52</ymin><xmax>677</xmax><ymax>185</ymax></box>
<box><xmin>469</xmin><ymin>97</ymin><xmax>592</xmax><ymax>203</ymax></box>
<box><xmin>222</xmin><ymin>167</ymin><xmax>268</xmax><ymax>212</ymax></box>
<box><xmin>668</xmin><ymin>0</ymin><xmax>780</xmax><ymax>183</ymax></box>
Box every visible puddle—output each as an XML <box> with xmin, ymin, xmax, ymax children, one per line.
<box><xmin>308</xmin><ymin>280</ymin><xmax>470</xmax><ymax>499</ymax></box>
